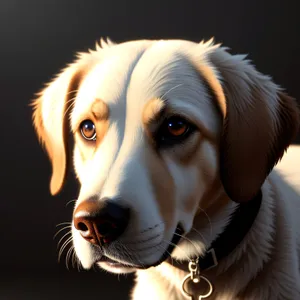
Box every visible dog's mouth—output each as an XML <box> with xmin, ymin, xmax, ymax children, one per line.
<box><xmin>96</xmin><ymin>255</ymin><xmax>137</xmax><ymax>272</ymax></box>
<box><xmin>140</xmin><ymin>224</ymin><xmax>184</xmax><ymax>269</ymax></box>
<box><xmin>95</xmin><ymin>224</ymin><xmax>184</xmax><ymax>271</ymax></box>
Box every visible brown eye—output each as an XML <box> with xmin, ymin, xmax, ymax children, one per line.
<box><xmin>167</xmin><ymin>117</ymin><xmax>189</xmax><ymax>136</ymax></box>
<box><xmin>80</xmin><ymin>120</ymin><xmax>96</xmax><ymax>141</ymax></box>
<box><xmin>156</xmin><ymin>115</ymin><xmax>195</xmax><ymax>147</ymax></box>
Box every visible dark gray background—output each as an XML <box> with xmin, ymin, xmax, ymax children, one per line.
<box><xmin>0</xmin><ymin>0</ymin><xmax>299</xmax><ymax>299</ymax></box>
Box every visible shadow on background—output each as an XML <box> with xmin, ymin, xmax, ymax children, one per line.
<box><xmin>0</xmin><ymin>270</ymin><xmax>133</xmax><ymax>300</ymax></box>
<box><xmin>0</xmin><ymin>0</ymin><xmax>299</xmax><ymax>299</ymax></box>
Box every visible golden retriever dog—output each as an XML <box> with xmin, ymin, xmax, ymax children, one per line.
<box><xmin>32</xmin><ymin>38</ymin><xmax>300</xmax><ymax>299</ymax></box>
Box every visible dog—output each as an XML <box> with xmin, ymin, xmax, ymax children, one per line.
<box><xmin>32</xmin><ymin>38</ymin><xmax>300</xmax><ymax>299</ymax></box>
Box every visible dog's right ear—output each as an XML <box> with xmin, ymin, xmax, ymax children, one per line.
<box><xmin>32</xmin><ymin>39</ymin><xmax>114</xmax><ymax>195</ymax></box>
<box><xmin>32</xmin><ymin>39</ymin><xmax>115</xmax><ymax>195</ymax></box>
<box><xmin>32</xmin><ymin>58</ymin><xmax>88</xmax><ymax>195</ymax></box>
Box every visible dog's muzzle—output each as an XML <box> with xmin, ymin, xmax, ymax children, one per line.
<box><xmin>73</xmin><ymin>196</ymin><xmax>184</xmax><ymax>269</ymax></box>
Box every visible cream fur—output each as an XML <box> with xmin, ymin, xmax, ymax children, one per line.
<box><xmin>133</xmin><ymin>155</ymin><xmax>300</xmax><ymax>299</ymax></box>
<box><xmin>32</xmin><ymin>38</ymin><xmax>300</xmax><ymax>299</ymax></box>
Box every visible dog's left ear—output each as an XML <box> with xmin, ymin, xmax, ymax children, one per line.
<box><xmin>198</xmin><ymin>44</ymin><xmax>300</xmax><ymax>203</ymax></box>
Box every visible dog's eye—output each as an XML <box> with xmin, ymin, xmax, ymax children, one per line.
<box><xmin>157</xmin><ymin>116</ymin><xmax>194</xmax><ymax>146</ymax></box>
<box><xmin>80</xmin><ymin>120</ymin><xmax>96</xmax><ymax>141</ymax></box>
<box><xmin>166</xmin><ymin>117</ymin><xmax>189</xmax><ymax>136</ymax></box>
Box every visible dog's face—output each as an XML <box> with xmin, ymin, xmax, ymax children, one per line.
<box><xmin>32</xmin><ymin>39</ymin><xmax>299</xmax><ymax>274</ymax></box>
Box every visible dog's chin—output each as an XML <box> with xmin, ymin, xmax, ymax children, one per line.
<box><xmin>96</xmin><ymin>257</ymin><xmax>137</xmax><ymax>274</ymax></box>
<box><xmin>93</xmin><ymin>224</ymin><xmax>184</xmax><ymax>274</ymax></box>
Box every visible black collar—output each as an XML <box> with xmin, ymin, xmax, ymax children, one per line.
<box><xmin>167</xmin><ymin>190</ymin><xmax>262</xmax><ymax>272</ymax></box>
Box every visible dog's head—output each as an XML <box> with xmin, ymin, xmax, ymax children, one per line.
<box><xmin>32</xmin><ymin>38</ymin><xmax>299</xmax><ymax>273</ymax></box>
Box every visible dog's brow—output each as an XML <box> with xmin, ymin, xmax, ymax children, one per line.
<box><xmin>91</xmin><ymin>99</ymin><xmax>109</xmax><ymax>120</ymax></box>
<box><xmin>142</xmin><ymin>98</ymin><xmax>167</xmax><ymax>127</ymax></box>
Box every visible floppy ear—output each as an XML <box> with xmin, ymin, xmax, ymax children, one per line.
<box><xmin>202</xmin><ymin>46</ymin><xmax>299</xmax><ymax>202</ymax></box>
<box><xmin>32</xmin><ymin>58</ymin><xmax>88</xmax><ymax>195</ymax></box>
<box><xmin>32</xmin><ymin>39</ymin><xmax>115</xmax><ymax>195</ymax></box>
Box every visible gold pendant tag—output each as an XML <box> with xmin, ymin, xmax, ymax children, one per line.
<box><xmin>181</xmin><ymin>258</ymin><xmax>213</xmax><ymax>299</ymax></box>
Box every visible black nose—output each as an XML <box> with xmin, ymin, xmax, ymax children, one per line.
<box><xmin>73</xmin><ymin>198</ymin><xmax>130</xmax><ymax>246</ymax></box>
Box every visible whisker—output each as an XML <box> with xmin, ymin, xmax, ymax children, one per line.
<box><xmin>197</xmin><ymin>207</ymin><xmax>213</xmax><ymax>239</ymax></box>
<box><xmin>65</xmin><ymin>246</ymin><xmax>74</xmax><ymax>270</ymax></box>
<box><xmin>53</xmin><ymin>225</ymin><xmax>72</xmax><ymax>240</ymax></box>
<box><xmin>68</xmin><ymin>247</ymin><xmax>76</xmax><ymax>271</ymax></box>
<box><xmin>71</xmin><ymin>250</ymin><xmax>76</xmax><ymax>269</ymax></box>
<box><xmin>161</xmin><ymin>83</ymin><xmax>183</xmax><ymax>100</ymax></box>
<box><xmin>126</xmin><ymin>245</ymin><xmax>145</xmax><ymax>268</ymax></box>
<box><xmin>174</xmin><ymin>232</ymin><xmax>201</xmax><ymax>254</ymax></box>
<box><xmin>72</xmin><ymin>251</ymin><xmax>77</xmax><ymax>270</ymax></box>
<box><xmin>58</xmin><ymin>236</ymin><xmax>73</xmax><ymax>262</ymax></box>
<box><xmin>66</xmin><ymin>199</ymin><xmax>77</xmax><ymax>207</ymax></box>
<box><xmin>70</xmin><ymin>248</ymin><xmax>77</xmax><ymax>271</ymax></box>
<box><xmin>56</xmin><ymin>222</ymin><xmax>72</xmax><ymax>228</ymax></box>
<box><xmin>77</xmin><ymin>256</ymin><xmax>82</xmax><ymax>272</ymax></box>
<box><xmin>191</xmin><ymin>227</ymin><xmax>208</xmax><ymax>245</ymax></box>
<box><xmin>124</xmin><ymin>234</ymin><xmax>160</xmax><ymax>245</ymax></box>
<box><xmin>63</xmin><ymin>99</ymin><xmax>76</xmax><ymax>120</ymax></box>
<box><xmin>58</xmin><ymin>235</ymin><xmax>73</xmax><ymax>255</ymax></box>
<box><xmin>139</xmin><ymin>222</ymin><xmax>164</xmax><ymax>234</ymax></box>
<box><xmin>64</xmin><ymin>94</ymin><xmax>78</xmax><ymax>105</ymax></box>
<box><xmin>126</xmin><ymin>241</ymin><xmax>163</xmax><ymax>253</ymax></box>
<box><xmin>162</xmin><ymin>240</ymin><xmax>191</xmax><ymax>262</ymax></box>
<box><xmin>110</xmin><ymin>241</ymin><xmax>142</xmax><ymax>269</ymax></box>
<box><xmin>57</xmin><ymin>231</ymin><xmax>72</xmax><ymax>249</ymax></box>
<box><xmin>152</xmin><ymin>242</ymin><xmax>174</xmax><ymax>267</ymax></box>
<box><xmin>73</xmin><ymin>251</ymin><xmax>81</xmax><ymax>272</ymax></box>
<box><xmin>65</xmin><ymin>89</ymin><xmax>79</xmax><ymax>96</ymax></box>
<box><xmin>117</xmin><ymin>243</ymin><xmax>139</xmax><ymax>267</ymax></box>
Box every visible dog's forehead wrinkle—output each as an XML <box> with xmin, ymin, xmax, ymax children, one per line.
<box><xmin>123</xmin><ymin>50</ymin><xmax>220</xmax><ymax>139</ymax></box>
<box><xmin>127</xmin><ymin>51</ymin><xmax>204</xmax><ymax>103</ymax></box>
<box><xmin>72</xmin><ymin>40</ymin><xmax>217</xmax><ymax>136</ymax></box>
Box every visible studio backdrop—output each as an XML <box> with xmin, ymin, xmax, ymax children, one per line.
<box><xmin>0</xmin><ymin>0</ymin><xmax>299</xmax><ymax>299</ymax></box>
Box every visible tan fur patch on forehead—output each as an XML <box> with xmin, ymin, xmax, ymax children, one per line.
<box><xmin>91</xmin><ymin>99</ymin><xmax>110</xmax><ymax>150</ymax></box>
<box><xmin>95</xmin><ymin>120</ymin><xmax>109</xmax><ymax>149</ymax></box>
<box><xmin>73</xmin><ymin>99</ymin><xmax>110</xmax><ymax>163</ymax></box>
<box><xmin>91</xmin><ymin>98</ymin><xmax>109</xmax><ymax>120</ymax></box>
<box><xmin>142</xmin><ymin>98</ymin><xmax>165</xmax><ymax>125</ymax></box>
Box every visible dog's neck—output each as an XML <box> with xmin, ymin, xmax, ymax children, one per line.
<box><xmin>167</xmin><ymin>190</ymin><xmax>262</xmax><ymax>273</ymax></box>
<box><xmin>136</xmin><ymin>178</ymin><xmax>278</xmax><ymax>299</ymax></box>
